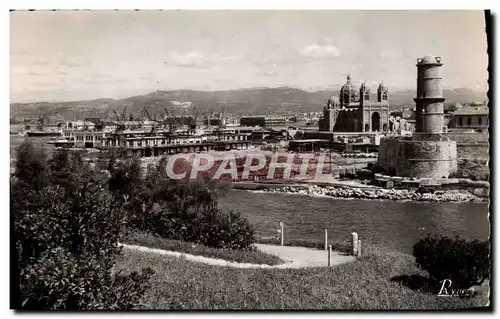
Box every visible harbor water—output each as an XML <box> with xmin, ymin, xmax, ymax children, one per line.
<box><xmin>219</xmin><ymin>189</ymin><xmax>489</xmax><ymax>254</ymax></box>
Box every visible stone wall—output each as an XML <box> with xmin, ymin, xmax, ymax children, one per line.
<box><xmin>456</xmin><ymin>143</ymin><xmax>490</xmax><ymax>161</ymax></box>
<box><xmin>443</xmin><ymin>132</ymin><xmax>489</xmax><ymax>144</ymax></box>
<box><xmin>377</xmin><ymin>137</ymin><xmax>457</xmax><ymax>178</ymax></box>
<box><xmin>402</xmin><ymin>140</ymin><xmax>457</xmax><ymax>178</ymax></box>
<box><xmin>443</xmin><ymin>132</ymin><xmax>489</xmax><ymax>163</ymax></box>
<box><xmin>376</xmin><ymin>137</ymin><xmax>403</xmax><ymax>171</ymax></box>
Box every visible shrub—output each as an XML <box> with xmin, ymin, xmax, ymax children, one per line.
<box><xmin>146</xmin><ymin>206</ymin><xmax>255</xmax><ymax>250</ymax></box>
<box><xmin>13</xmin><ymin>139</ymin><xmax>48</xmax><ymax>191</ymax></box>
<box><xmin>20</xmin><ymin>248</ymin><xmax>153</xmax><ymax>310</ymax></box>
<box><xmin>413</xmin><ymin>234</ymin><xmax>490</xmax><ymax>289</ymax></box>
<box><xmin>12</xmin><ymin>145</ymin><xmax>153</xmax><ymax>310</ymax></box>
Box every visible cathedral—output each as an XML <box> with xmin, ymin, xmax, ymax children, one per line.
<box><xmin>319</xmin><ymin>74</ymin><xmax>390</xmax><ymax>132</ymax></box>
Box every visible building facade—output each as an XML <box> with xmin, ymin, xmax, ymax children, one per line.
<box><xmin>319</xmin><ymin>74</ymin><xmax>390</xmax><ymax>132</ymax></box>
<box><xmin>448</xmin><ymin>104</ymin><xmax>489</xmax><ymax>132</ymax></box>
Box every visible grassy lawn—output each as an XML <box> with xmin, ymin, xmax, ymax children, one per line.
<box><xmin>121</xmin><ymin>231</ymin><xmax>284</xmax><ymax>266</ymax></box>
<box><xmin>115</xmin><ymin>243</ymin><xmax>489</xmax><ymax>310</ymax></box>
<box><xmin>255</xmin><ymin>237</ymin><xmax>352</xmax><ymax>255</ymax></box>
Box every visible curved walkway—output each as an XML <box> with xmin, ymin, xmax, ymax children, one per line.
<box><xmin>120</xmin><ymin>243</ymin><xmax>356</xmax><ymax>269</ymax></box>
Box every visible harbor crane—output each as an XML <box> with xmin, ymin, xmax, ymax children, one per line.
<box><xmin>163</xmin><ymin>107</ymin><xmax>177</xmax><ymax>135</ymax></box>
<box><xmin>100</xmin><ymin>108</ymin><xmax>110</xmax><ymax>122</ymax></box>
<box><xmin>190</xmin><ymin>106</ymin><xmax>198</xmax><ymax>134</ymax></box>
<box><xmin>112</xmin><ymin>105</ymin><xmax>128</xmax><ymax>132</ymax></box>
<box><xmin>207</xmin><ymin>107</ymin><xmax>213</xmax><ymax>127</ymax></box>
<box><xmin>220</xmin><ymin>105</ymin><xmax>227</xmax><ymax>129</ymax></box>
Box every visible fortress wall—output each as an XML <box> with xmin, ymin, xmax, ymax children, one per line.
<box><xmin>443</xmin><ymin>132</ymin><xmax>489</xmax><ymax>163</ymax></box>
<box><xmin>456</xmin><ymin>143</ymin><xmax>490</xmax><ymax>161</ymax></box>
<box><xmin>443</xmin><ymin>132</ymin><xmax>489</xmax><ymax>144</ymax></box>
<box><xmin>400</xmin><ymin>140</ymin><xmax>457</xmax><ymax>178</ymax></box>
<box><xmin>376</xmin><ymin>137</ymin><xmax>403</xmax><ymax>171</ymax></box>
<box><xmin>410</xmin><ymin>132</ymin><xmax>489</xmax><ymax>161</ymax></box>
<box><xmin>377</xmin><ymin>138</ymin><xmax>457</xmax><ymax>178</ymax></box>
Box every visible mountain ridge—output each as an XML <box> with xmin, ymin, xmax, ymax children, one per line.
<box><xmin>10</xmin><ymin>87</ymin><xmax>488</xmax><ymax>120</ymax></box>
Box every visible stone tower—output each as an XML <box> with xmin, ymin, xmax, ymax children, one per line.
<box><xmin>319</xmin><ymin>96</ymin><xmax>340</xmax><ymax>131</ymax></box>
<box><xmin>377</xmin><ymin>82</ymin><xmax>388</xmax><ymax>102</ymax></box>
<box><xmin>414</xmin><ymin>56</ymin><xmax>446</xmax><ymax>133</ymax></box>
<box><xmin>359</xmin><ymin>82</ymin><xmax>370</xmax><ymax>105</ymax></box>
<box><xmin>376</xmin><ymin>56</ymin><xmax>457</xmax><ymax>178</ymax></box>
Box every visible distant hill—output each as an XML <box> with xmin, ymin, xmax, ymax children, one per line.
<box><xmin>10</xmin><ymin>87</ymin><xmax>488</xmax><ymax>121</ymax></box>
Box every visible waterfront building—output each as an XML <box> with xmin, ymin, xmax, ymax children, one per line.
<box><xmin>448</xmin><ymin>103</ymin><xmax>489</xmax><ymax>132</ymax></box>
<box><xmin>63</xmin><ymin>121</ymin><xmax>96</xmax><ymax>131</ymax></box>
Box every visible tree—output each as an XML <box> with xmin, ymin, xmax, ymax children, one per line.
<box><xmin>12</xmin><ymin>144</ymin><xmax>153</xmax><ymax>310</ymax></box>
<box><xmin>13</xmin><ymin>139</ymin><xmax>48</xmax><ymax>191</ymax></box>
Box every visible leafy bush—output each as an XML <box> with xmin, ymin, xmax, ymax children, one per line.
<box><xmin>413</xmin><ymin>234</ymin><xmax>490</xmax><ymax>289</ymax></box>
<box><xmin>13</xmin><ymin>139</ymin><xmax>48</xmax><ymax>190</ymax></box>
<box><xmin>12</xmin><ymin>141</ymin><xmax>153</xmax><ymax>310</ymax></box>
<box><xmin>20</xmin><ymin>247</ymin><xmax>153</xmax><ymax>310</ymax></box>
<box><xmin>145</xmin><ymin>205</ymin><xmax>255</xmax><ymax>250</ymax></box>
<box><xmin>136</xmin><ymin>161</ymin><xmax>251</xmax><ymax>249</ymax></box>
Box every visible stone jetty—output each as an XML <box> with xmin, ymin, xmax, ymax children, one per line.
<box><xmin>260</xmin><ymin>184</ymin><xmax>486</xmax><ymax>203</ymax></box>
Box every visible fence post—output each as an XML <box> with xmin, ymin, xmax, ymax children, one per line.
<box><xmin>280</xmin><ymin>222</ymin><xmax>284</xmax><ymax>246</ymax></box>
<box><xmin>328</xmin><ymin>244</ymin><xmax>332</xmax><ymax>267</ymax></box>
<box><xmin>324</xmin><ymin>229</ymin><xmax>328</xmax><ymax>251</ymax></box>
<box><xmin>351</xmin><ymin>232</ymin><xmax>358</xmax><ymax>256</ymax></box>
<box><xmin>357</xmin><ymin>240</ymin><xmax>362</xmax><ymax>258</ymax></box>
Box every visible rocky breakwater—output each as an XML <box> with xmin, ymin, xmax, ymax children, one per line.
<box><xmin>261</xmin><ymin>184</ymin><xmax>484</xmax><ymax>203</ymax></box>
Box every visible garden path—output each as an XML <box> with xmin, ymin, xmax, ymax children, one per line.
<box><xmin>120</xmin><ymin>243</ymin><xmax>356</xmax><ymax>269</ymax></box>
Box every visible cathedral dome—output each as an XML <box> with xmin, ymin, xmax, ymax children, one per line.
<box><xmin>340</xmin><ymin>74</ymin><xmax>357</xmax><ymax>94</ymax></box>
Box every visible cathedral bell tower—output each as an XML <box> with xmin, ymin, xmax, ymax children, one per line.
<box><xmin>377</xmin><ymin>82</ymin><xmax>389</xmax><ymax>102</ymax></box>
<box><xmin>359</xmin><ymin>82</ymin><xmax>370</xmax><ymax>107</ymax></box>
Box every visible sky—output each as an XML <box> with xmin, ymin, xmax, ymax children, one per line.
<box><xmin>10</xmin><ymin>10</ymin><xmax>489</xmax><ymax>103</ymax></box>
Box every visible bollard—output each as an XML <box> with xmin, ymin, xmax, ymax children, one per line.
<box><xmin>357</xmin><ymin>239</ymin><xmax>362</xmax><ymax>258</ymax></box>
<box><xmin>280</xmin><ymin>222</ymin><xmax>284</xmax><ymax>246</ymax></box>
<box><xmin>351</xmin><ymin>232</ymin><xmax>359</xmax><ymax>256</ymax></box>
<box><xmin>324</xmin><ymin>229</ymin><xmax>328</xmax><ymax>251</ymax></box>
<box><xmin>328</xmin><ymin>245</ymin><xmax>332</xmax><ymax>267</ymax></box>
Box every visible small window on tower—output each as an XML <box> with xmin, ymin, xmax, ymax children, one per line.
<box><xmin>382</xmin><ymin>92</ymin><xmax>387</xmax><ymax>101</ymax></box>
<box><xmin>365</xmin><ymin>92</ymin><xmax>369</xmax><ymax>101</ymax></box>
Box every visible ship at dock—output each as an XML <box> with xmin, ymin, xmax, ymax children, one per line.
<box><xmin>18</xmin><ymin>113</ymin><xmax>63</xmax><ymax>137</ymax></box>
<box><xmin>26</xmin><ymin>130</ymin><xmax>62</xmax><ymax>137</ymax></box>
